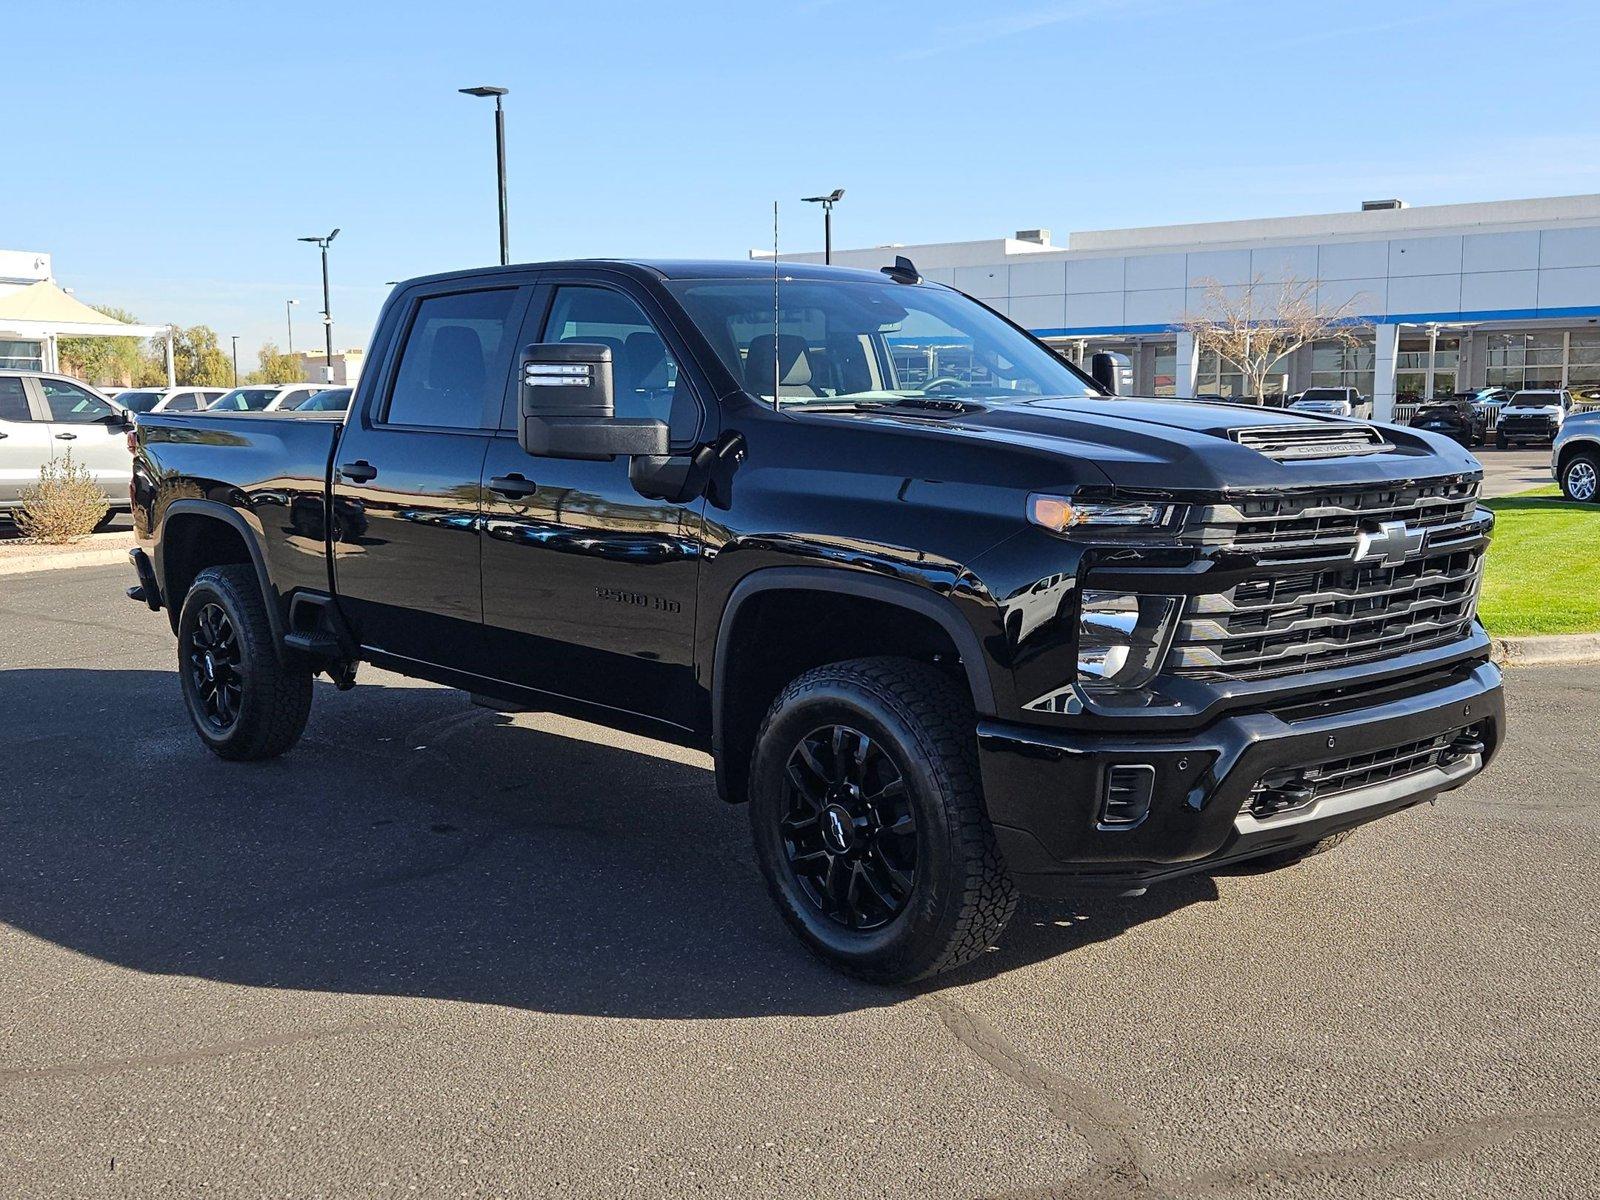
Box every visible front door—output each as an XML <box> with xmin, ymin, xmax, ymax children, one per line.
<box><xmin>36</xmin><ymin>377</ymin><xmax>131</xmax><ymax>504</ymax></box>
<box><xmin>0</xmin><ymin>376</ymin><xmax>60</xmax><ymax>505</ymax></box>
<box><xmin>478</xmin><ymin>279</ymin><xmax>706</xmax><ymax>726</ymax></box>
<box><xmin>330</xmin><ymin>282</ymin><xmax>531</xmax><ymax>670</ymax></box>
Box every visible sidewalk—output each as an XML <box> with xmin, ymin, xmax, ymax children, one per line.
<box><xmin>0</xmin><ymin>530</ymin><xmax>135</xmax><ymax>577</ymax></box>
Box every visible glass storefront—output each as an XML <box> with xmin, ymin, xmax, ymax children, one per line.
<box><xmin>1486</xmin><ymin>330</ymin><xmax>1600</xmax><ymax>396</ymax></box>
<box><xmin>0</xmin><ymin>339</ymin><xmax>43</xmax><ymax>371</ymax></box>
<box><xmin>1396</xmin><ymin>336</ymin><xmax>1460</xmax><ymax>401</ymax></box>
<box><xmin>1309</xmin><ymin>338</ymin><xmax>1375</xmax><ymax>396</ymax></box>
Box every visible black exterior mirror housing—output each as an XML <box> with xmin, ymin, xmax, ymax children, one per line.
<box><xmin>1090</xmin><ymin>351</ymin><xmax>1133</xmax><ymax>396</ymax></box>
<box><xmin>518</xmin><ymin>342</ymin><xmax>669</xmax><ymax>461</ymax></box>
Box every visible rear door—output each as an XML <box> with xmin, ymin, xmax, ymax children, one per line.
<box><xmin>330</xmin><ymin>279</ymin><xmax>533</xmax><ymax>669</ymax></box>
<box><xmin>36</xmin><ymin>377</ymin><xmax>131</xmax><ymax>504</ymax></box>
<box><xmin>0</xmin><ymin>376</ymin><xmax>59</xmax><ymax>504</ymax></box>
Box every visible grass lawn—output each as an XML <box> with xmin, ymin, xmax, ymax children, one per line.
<box><xmin>1478</xmin><ymin>485</ymin><xmax>1600</xmax><ymax>636</ymax></box>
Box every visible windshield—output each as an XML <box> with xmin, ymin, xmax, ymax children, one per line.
<box><xmin>1300</xmin><ymin>388</ymin><xmax>1349</xmax><ymax>400</ymax></box>
<box><xmin>211</xmin><ymin>388</ymin><xmax>279</xmax><ymax>411</ymax></box>
<box><xmin>665</xmin><ymin>278</ymin><xmax>1097</xmax><ymax>407</ymax></box>
<box><xmin>117</xmin><ymin>390</ymin><xmax>163</xmax><ymax>412</ymax></box>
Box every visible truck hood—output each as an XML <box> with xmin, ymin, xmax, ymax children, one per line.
<box><xmin>837</xmin><ymin>395</ymin><xmax>1480</xmax><ymax>495</ymax></box>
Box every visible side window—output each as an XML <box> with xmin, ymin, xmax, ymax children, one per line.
<box><xmin>542</xmin><ymin>286</ymin><xmax>687</xmax><ymax>431</ymax></box>
<box><xmin>386</xmin><ymin>289</ymin><xmax>518</xmax><ymax>429</ymax></box>
<box><xmin>168</xmin><ymin>392</ymin><xmax>198</xmax><ymax>411</ymax></box>
<box><xmin>0</xmin><ymin>377</ymin><xmax>31</xmax><ymax>422</ymax></box>
<box><xmin>40</xmin><ymin>379</ymin><xmax>114</xmax><ymax>423</ymax></box>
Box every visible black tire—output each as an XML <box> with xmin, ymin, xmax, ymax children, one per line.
<box><xmin>1252</xmin><ymin>827</ymin><xmax>1356</xmax><ymax>870</ymax></box>
<box><xmin>1560</xmin><ymin>450</ymin><xmax>1599</xmax><ymax>503</ymax></box>
<box><xmin>1495</xmin><ymin>431</ymin><xmax>1509</xmax><ymax>449</ymax></box>
<box><xmin>177</xmin><ymin>564</ymin><xmax>312</xmax><ymax>761</ymax></box>
<box><xmin>749</xmin><ymin>657</ymin><xmax>1017</xmax><ymax>984</ymax></box>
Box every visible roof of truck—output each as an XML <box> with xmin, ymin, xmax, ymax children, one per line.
<box><xmin>392</xmin><ymin>259</ymin><xmax>917</xmax><ymax>289</ymax></box>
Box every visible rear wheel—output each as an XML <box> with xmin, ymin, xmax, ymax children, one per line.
<box><xmin>178</xmin><ymin>564</ymin><xmax>312</xmax><ymax>760</ymax></box>
<box><xmin>1561</xmin><ymin>451</ymin><xmax>1598</xmax><ymax>503</ymax></box>
<box><xmin>749</xmin><ymin>657</ymin><xmax>1017</xmax><ymax>984</ymax></box>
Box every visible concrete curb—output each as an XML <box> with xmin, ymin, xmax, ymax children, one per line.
<box><xmin>0</xmin><ymin>539</ymin><xmax>134</xmax><ymax>578</ymax></box>
<box><xmin>1491</xmin><ymin>633</ymin><xmax>1600</xmax><ymax>667</ymax></box>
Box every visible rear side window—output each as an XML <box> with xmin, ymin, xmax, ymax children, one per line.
<box><xmin>385</xmin><ymin>289</ymin><xmax>517</xmax><ymax>429</ymax></box>
<box><xmin>0</xmin><ymin>377</ymin><xmax>29</xmax><ymax>422</ymax></box>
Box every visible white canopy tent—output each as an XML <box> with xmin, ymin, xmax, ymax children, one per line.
<box><xmin>0</xmin><ymin>280</ymin><xmax>175</xmax><ymax>384</ymax></box>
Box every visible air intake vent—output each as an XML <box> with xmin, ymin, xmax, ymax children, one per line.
<box><xmin>1231</xmin><ymin>424</ymin><xmax>1391</xmax><ymax>460</ymax></box>
<box><xmin>1100</xmin><ymin>765</ymin><xmax>1155</xmax><ymax>828</ymax></box>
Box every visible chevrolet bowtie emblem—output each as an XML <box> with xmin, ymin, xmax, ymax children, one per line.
<box><xmin>1353</xmin><ymin>518</ymin><xmax>1425</xmax><ymax>565</ymax></box>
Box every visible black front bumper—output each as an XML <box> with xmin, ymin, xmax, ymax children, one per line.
<box><xmin>976</xmin><ymin>660</ymin><xmax>1504</xmax><ymax>895</ymax></box>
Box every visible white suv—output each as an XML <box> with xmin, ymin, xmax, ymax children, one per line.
<box><xmin>0</xmin><ymin>372</ymin><xmax>133</xmax><ymax>522</ymax></box>
<box><xmin>115</xmin><ymin>386</ymin><xmax>229</xmax><ymax>414</ymax></box>
<box><xmin>208</xmin><ymin>383</ymin><xmax>327</xmax><ymax>413</ymax></box>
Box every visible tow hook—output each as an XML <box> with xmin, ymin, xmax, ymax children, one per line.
<box><xmin>1441</xmin><ymin>731</ymin><xmax>1485</xmax><ymax>765</ymax></box>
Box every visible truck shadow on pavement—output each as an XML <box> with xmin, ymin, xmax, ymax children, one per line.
<box><xmin>0</xmin><ymin>667</ymin><xmax>1216</xmax><ymax>1019</ymax></box>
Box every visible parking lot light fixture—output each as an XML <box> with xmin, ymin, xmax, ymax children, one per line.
<box><xmin>230</xmin><ymin>335</ymin><xmax>239</xmax><ymax>386</ymax></box>
<box><xmin>802</xmin><ymin>188</ymin><xmax>845</xmax><ymax>264</ymax></box>
<box><xmin>459</xmin><ymin>86</ymin><xmax>510</xmax><ymax>266</ymax></box>
<box><xmin>298</xmin><ymin>229</ymin><xmax>340</xmax><ymax>383</ymax></box>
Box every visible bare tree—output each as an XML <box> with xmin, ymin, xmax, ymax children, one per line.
<box><xmin>1181</xmin><ymin>275</ymin><xmax>1366</xmax><ymax>401</ymax></box>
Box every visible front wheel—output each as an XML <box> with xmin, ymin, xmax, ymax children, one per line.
<box><xmin>178</xmin><ymin>564</ymin><xmax>313</xmax><ymax>760</ymax></box>
<box><xmin>749</xmin><ymin>657</ymin><xmax>1017</xmax><ymax>984</ymax></box>
<box><xmin>1495</xmin><ymin>431</ymin><xmax>1509</xmax><ymax>449</ymax></box>
<box><xmin>1561</xmin><ymin>451</ymin><xmax>1598</xmax><ymax>503</ymax></box>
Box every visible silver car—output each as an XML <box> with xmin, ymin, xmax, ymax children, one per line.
<box><xmin>0</xmin><ymin>371</ymin><xmax>133</xmax><ymax>521</ymax></box>
<box><xmin>1552</xmin><ymin>409</ymin><xmax>1600</xmax><ymax>502</ymax></box>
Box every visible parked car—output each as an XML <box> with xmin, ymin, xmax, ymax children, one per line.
<box><xmin>1495</xmin><ymin>388</ymin><xmax>1572</xmax><ymax>448</ymax></box>
<box><xmin>0</xmin><ymin>371</ymin><xmax>132</xmax><ymax>524</ymax></box>
<box><xmin>288</xmin><ymin>387</ymin><xmax>352</xmax><ymax>413</ymax></box>
<box><xmin>1287</xmin><ymin>387</ymin><xmax>1372</xmax><ymax>419</ymax></box>
<box><xmin>1552</xmin><ymin>410</ymin><xmax>1600</xmax><ymax>502</ymax></box>
<box><xmin>127</xmin><ymin>258</ymin><xmax>1503</xmax><ymax>983</ymax></box>
<box><xmin>208</xmin><ymin>383</ymin><xmax>328</xmax><ymax>413</ymax></box>
<box><xmin>115</xmin><ymin>387</ymin><xmax>229</xmax><ymax>414</ymax></box>
<box><xmin>1409</xmin><ymin>396</ymin><xmax>1488</xmax><ymax>447</ymax></box>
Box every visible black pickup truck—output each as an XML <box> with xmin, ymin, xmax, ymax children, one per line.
<box><xmin>127</xmin><ymin>259</ymin><xmax>1503</xmax><ymax>983</ymax></box>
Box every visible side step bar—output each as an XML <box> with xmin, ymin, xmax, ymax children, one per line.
<box><xmin>284</xmin><ymin>592</ymin><xmax>359</xmax><ymax>690</ymax></box>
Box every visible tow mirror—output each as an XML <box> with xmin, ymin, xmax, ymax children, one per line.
<box><xmin>517</xmin><ymin>342</ymin><xmax>668</xmax><ymax>461</ymax></box>
<box><xmin>1090</xmin><ymin>351</ymin><xmax>1133</xmax><ymax>396</ymax></box>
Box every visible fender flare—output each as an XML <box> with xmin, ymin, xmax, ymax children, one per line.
<box><xmin>157</xmin><ymin>499</ymin><xmax>287</xmax><ymax>659</ymax></box>
<box><xmin>710</xmin><ymin>566</ymin><xmax>997</xmax><ymax>758</ymax></box>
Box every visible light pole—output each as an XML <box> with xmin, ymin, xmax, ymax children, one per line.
<box><xmin>285</xmin><ymin>298</ymin><xmax>299</xmax><ymax>355</ymax></box>
<box><xmin>802</xmin><ymin>189</ymin><xmax>845</xmax><ymax>264</ymax></box>
<box><xmin>297</xmin><ymin>229</ymin><xmax>340</xmax><ymax>383</ymax></box>
<box><xmin>459</xmin><ymin>85</ymin><xmax>510</xmax><ymax>265</ymax></box>
<box><xmin>230</xmin><ymin>335</ymin><xmax>240</xmax><ymax>386</ymax></box>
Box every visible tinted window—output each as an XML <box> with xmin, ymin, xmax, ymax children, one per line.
<box><xmin>543</xmin><ymin>286</ymin><xmax>684</xmax><ymax>426</ymax></box>
<box><xmin>300</xmin><ymin>388</ymin><xmax>352</xmax><ymax>412</ymax></box>
<box><xmin>212</xmin><ymin>388</ymin><xmax>279</xmax><ymax>411</ymax></box>
<box><xmin>386</xmin><ymin>289</ymin><xmax>517</xmax><ymax>429</ymax></box>
<box><xmin>40</xmin><ymin>379</ymin><xmax>115</xmax><ymax>423</ymax></box>
<box><xmin>118</xmin><ymin>390</ymin><xmax>163</xmax><ymax>413</ymax></box>
<box><xmin>0</xmin><ymin>377</ymin><xmax>30</xmax><ymax>422</ymax></box>
<box><xmin>275</xmin><ymin>388</ymin><xmax>319</xmax><ymax>410</ymax></box>
<box><xmin>167</xmin><ymin>393</ymin><xmax>201</xmax><ymax>411</ymax></box>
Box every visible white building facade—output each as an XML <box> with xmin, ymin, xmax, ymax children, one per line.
<box><xmin>771</xmin><ymin>194</ymin><xmax>1600</xmax><ymax>421</ymax></box>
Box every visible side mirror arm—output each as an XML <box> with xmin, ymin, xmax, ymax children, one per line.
<box><xmin>629</xmin><ymin>431</ymin><xmax>746</xmax><ymax>504</ymax></box>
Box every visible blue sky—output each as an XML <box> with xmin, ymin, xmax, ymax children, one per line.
<box><xmin>10</xmin><ymin>0</ymin><xmax>1600</xmax><ymax>363</ymax></box>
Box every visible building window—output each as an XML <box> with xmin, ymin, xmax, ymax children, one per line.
<box><xmin>1309</xmin><ymin>338</ymin><xmax>1375</xmax><ymax>396</ymax></box>
<box><xmin>1486</xmin><ymin>331</ymin><xmax>1596</xmax><ymax>394</ymax></box>
<box><xmin>1152</xmin><ymin>342</ymin><xmax>1176</xmax><ymax>397</ymax></box>
<box><xmin>1396</xmin><ymin>336</ymin><xmax>1460</xmax><ymax>401</ymax></box>
<box><xmin>0</xmin><ymin>339</ymin><xmax>43</xmax><ymax>371</ymax></box>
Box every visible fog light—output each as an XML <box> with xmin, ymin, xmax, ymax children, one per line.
<box><xmin>1077</xmin><ymin>591</ymin><xmax>1179</xmax><ymax>691</ymax></box>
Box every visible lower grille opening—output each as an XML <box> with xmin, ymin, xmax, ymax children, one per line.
<box><xmin>1100</xmin><ymin>765</ymin><xmax>1156</xmax><ymax>828</ymax></box>
<box><xmin>1248</xmin><ymin>725</ymin><xmax>1481</xmax><ymax>819</ymax></box>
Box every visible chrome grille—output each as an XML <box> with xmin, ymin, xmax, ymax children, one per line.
<box><xmin>1170</xmin><ymin>480</ymin><xmax>1487</xmax><ymax>681</ymax></box>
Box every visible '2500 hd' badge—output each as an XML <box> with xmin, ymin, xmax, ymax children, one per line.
<box><xmin>596</xmin><ymin>587</ymin><xmax>681</xmax><ymax>614</ymax></box>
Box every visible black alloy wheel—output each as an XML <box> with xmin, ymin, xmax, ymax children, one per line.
<box><xmin>781</xmin><ymin>724</ymin><xmax>916</xmax><ymax>930</ymax></box>
<box><xmin>187</xmin><ymin>602</ymin><xmax>243</xmax><ymax>732</ymax></box>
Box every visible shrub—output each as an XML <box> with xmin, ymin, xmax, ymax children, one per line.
<box><xmin>15</xmin><ymin>453</ymin><xmax>111</xmax><ymax>544</ymax></box>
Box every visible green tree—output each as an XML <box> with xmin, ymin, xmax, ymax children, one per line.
<box><xmin>168</xmin><ymin>325</ymin><xmax>235</xmax><ymax>387</ymax></box>
<box><xmin>56</xmin><ymin>305</ymin><xmax>146</xmax><ymax>386</ymax></box>
<box><xmin>245</xmin><ymin>342</ymin><xmax>304</xmax><ymax>384</ymax></box>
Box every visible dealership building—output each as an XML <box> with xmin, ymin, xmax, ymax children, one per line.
<box><xmin>773</xmin><ymin>193</ymin><xmax>1600</xmax><ymax>421</ymax></box>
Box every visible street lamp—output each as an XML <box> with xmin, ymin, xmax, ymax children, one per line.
<box><xmin>459</xmin><ymin>85</ymin><xmax>510</xmax><ymax>265</ymax></box>
<box><xmin>297</xmin><ymin>228</ymin><xmax>340</xmax><ymax>383</ymax></box>
<box><xmin>230</xmin><ymin>335</ymin><xmax>240</xmax><ymax>386</ymax></box>
<box><xmin>802</xmin><ymin>188</ymin><xmax>845</xmax><ymax>264</ymax></box>
<box><xmin>285</xmin><ymin>299</ymin><xmax>299</xmax><ymax>356</ymax></box>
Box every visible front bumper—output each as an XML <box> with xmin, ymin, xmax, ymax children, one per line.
<box><xmin>977</xmin><ymin>659</ymin><xmax>1503</xmax><ymax>895</ymax></box>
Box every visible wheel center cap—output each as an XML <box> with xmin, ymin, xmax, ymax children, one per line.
<box><xmin>821</xmin><ymin>804</ymin><xmax>855</xmax><ymax>854</ymax></box>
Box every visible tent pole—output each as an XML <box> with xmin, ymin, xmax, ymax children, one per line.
<box><xmin>165</xmin><ymin>327</ymin><xmax>176</xmax><ymax>386</ymax></box>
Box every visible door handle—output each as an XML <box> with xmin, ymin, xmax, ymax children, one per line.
<box><xmin>339</xmin><ymin>460</ymin><xmax>378</xmax><ymax>483</ymax></box>
<box><xmin>55</xmin><ymin>432</ymin><xmax>78</xmax><ymax>440</ymax></box>
<box><xmin>489</xmin><ymin>473</ymin><xmax>539</xmax><ymax>499</ymax></box>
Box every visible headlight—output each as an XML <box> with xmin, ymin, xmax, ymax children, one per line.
<box><xmin>1028</xmin><ymin>495</ymin><xmax>1167</xmax><ymax>532</ymax></box>
<box><xmin>1076</xmin><ymin>590</ymin><xmax>1179</xmax><ymax>691</ymax></box>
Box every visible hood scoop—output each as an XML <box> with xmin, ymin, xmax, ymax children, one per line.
<box><xmin>1231</xmin><ymin>423</ymin><xmax>1391</xmax><ymax>461</ymax></box>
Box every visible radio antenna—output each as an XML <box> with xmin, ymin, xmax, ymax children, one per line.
<box><xmin>772</xmin><ymin>200</ymin><xmax>780</xmax><ymax>411</ymax></box>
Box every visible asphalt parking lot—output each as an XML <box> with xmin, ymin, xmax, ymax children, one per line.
<box><xmin>2</xmin><ymin>564</ymin><xmax>1596</xmax><ymax>1199</ymax></box>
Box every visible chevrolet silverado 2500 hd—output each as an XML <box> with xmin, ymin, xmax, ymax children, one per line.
<box><xmin>127</xmin><ymin>259</ymin><xmax>1503</xmax><ymax>982</ymax></box>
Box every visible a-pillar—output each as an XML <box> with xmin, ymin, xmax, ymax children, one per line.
<box><xmin>1174</xmin><ymin>330</ymin><xmax>1199</xmax><ymax>398</ymax></box>
<box><xmin>1373</xmin><ymin>322</ymin><xmax>1399</xmax><ymax>422</ymax></box>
